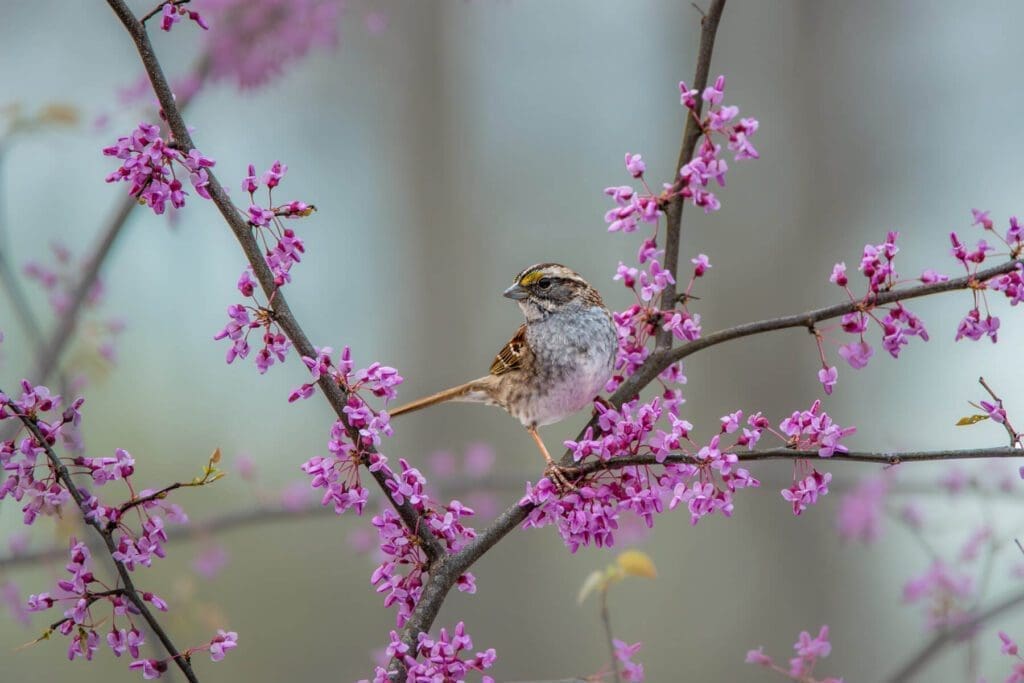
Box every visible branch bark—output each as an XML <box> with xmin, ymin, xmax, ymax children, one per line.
<box><xmin>887</xmin><ymin>589</ymin><xmax>1024</xmax><ymax>682</ymax></box>
<box><xmin>5</xmin><ymin>396</ymin><xmax>200</xmax><ymax>683</ymax></box>
<box><xmin>103</xmin><ymin>0</ymin><xmax>443</xmax><ymax>562</ymax></box>
<box><xmin>656</xmin><ymin>0</ymin><xmax>727</xmax><ymax>350</ymax></box>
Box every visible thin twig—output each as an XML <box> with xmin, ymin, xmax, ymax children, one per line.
<box><xmin>140</xmin><ymin>0</ymin><xmax>191</xmax><ymax>25</ymax></box>
<box><xmin>978</xmin><ymin>376</ymin><xmax>1021</xmax><ymax>447</ymax></box>
<box><xmin>656</xmin><ymin>0</ymin><xmax>727</xmax><ymax>350</ymax></box>
<box><xmin>599</xmin><ymin>590</ymin><xmax>621</xmax><ymax>683</ymax></box>
<box><xmin>887</xmin><ymin>589</ymin><xmax>1024</xmax><ymax>683</ymax></box>
<box><xmin>5</xmin><ymin>396</ymin><xmax>200</xmax><ymax>683</ymax></box>
<box><xmin>102</xmin><ymin>0</ymin><xmax>443</xmax><ymax>562</ymax></box>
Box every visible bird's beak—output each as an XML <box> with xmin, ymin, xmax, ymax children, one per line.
<box><xmin>503</xmin><ymin>283</ymin><xmax>529</xmax><ymax>300</ymax></box>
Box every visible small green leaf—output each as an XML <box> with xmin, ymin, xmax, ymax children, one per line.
<box><xmin>956</xmin><ymin>414</ymin><xmax>990</xmax><ymax>426</ymax></box>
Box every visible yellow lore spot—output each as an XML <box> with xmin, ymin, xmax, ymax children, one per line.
<box><xmin>519</xmin><ymin>270</ymin><xmax>545</xmax><ymax>286</ymax></box>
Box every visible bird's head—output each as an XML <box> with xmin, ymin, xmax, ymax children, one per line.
<box><xmin>503</xmin><ymin>263</ymin><xmax>604</xmax><ymax>321</ymax></box>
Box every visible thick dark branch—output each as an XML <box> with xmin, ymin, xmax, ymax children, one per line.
<box><xmin>577</xmin><ymin>446</ymin><xmax>1022</xmax><ymax>474</ymax></box>
<box><xmin>103</xmin><ymin>0</ymin><xmax>444</xmax><ymax>562</ymax></box>
<box><xmin>887</xmin><ymin>589</ymin><xmax>1024</xmax><ymax>682</ymax></box>
<box><xmin>6</xmin><ymin>400</ymin><xmax>199</xmax><ymax>682</ymax></box>
<box><xmin>656</xmin><ymin>0</ymin><xmax>726</xmax><ymax>350</ymax></box>
<box><xmin>618</xmin><ymin>257</ymin><xmax>1024</xmax><ymax>416</ymax></box>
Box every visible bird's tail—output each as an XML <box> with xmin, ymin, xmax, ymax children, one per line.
<box><xmin>389</xmin><ymin>378</ymin><xmax>492</xmax><ymax>418</ymax></box>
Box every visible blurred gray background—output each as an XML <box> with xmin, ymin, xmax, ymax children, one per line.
<box><xmin>2</xmin><ymin>1</ymin><xmax>1024</xmax><ymax>681</ymax></box>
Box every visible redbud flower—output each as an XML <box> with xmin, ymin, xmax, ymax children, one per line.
<box><xmin>208</xmin><ymin>629</ymin><xmax>238</xmax><ymax>662</ymax></box>
<box><xmin>829</xmin><ymin>262</ymin><xmax>848</xmax><ymax>286</ymax></box>
<box><xmin>919</xmin><ymin>269</ymin><xmax>948</xmax><ymax>284</ymax></box>
<box><xmin>679</xmin><ymin>81</ymin><xmax>698</xmax><ymax>109</ymax></box>
<box><xmin>838</xmin><ymin>340</ymin><xmax>874</xmax><ymax>369</ymax></box>
<box><xmin>202</xmin><ymin>0</ymin><xmax>342</xmax><ymax>89</ymax></box>
<box><xmin>129</xmin><ymin>658</ymin><xmax>167</xmax><ymax>679</ymax></box>
<box><xmin>625</xmin><ymin>153</ymin><xmax>646</xmax><ymax>178</ymax></box>
<box><xmin>613</xmin><ymin>639</ymin><xmax>645</xmax><ymax>682</ymax></box>
<box><xmin>818</xmin><ymin>366</ymin><xmax>838</xmax><ymax>395</ymax></box>
<box><xmin>836</xmin><ymin>476</ymin><xmax>887</xmax><ymax>543</ymax></box>
<box><xmin>691</xmin><ymin>253</ymin><xmax>711</xmax><ymax>276</ymax></box>
<box><xmin>1000</xmin><ymin>631</ymin><xmax>1019</xmax><ymax>656</ymax></box>
<box><xmin>103</xmin><ymin>123</ymin><xmax>215</xmax><ymax>215</ymax></box>
<box><xmin>971</xmin><ymin>208</ymin><xmax>994</xmax><ymax>230</ymax></box>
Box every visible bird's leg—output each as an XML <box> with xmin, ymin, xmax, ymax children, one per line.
<box><xmin>527</xmin><ymin>425</ymin><xmax>577</xmax><ymax>492</ymax></box>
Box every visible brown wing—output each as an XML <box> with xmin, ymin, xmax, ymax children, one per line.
<box><xmin>489</xmin><ymin>324</ymin><xmax>530</xmax><ymax>376</ymax></box>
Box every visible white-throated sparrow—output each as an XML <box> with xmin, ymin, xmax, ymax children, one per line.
<box><xmin>391</xmin><ymin>263</ymin><xmax>617</xmax><ymax>489</ymax></box>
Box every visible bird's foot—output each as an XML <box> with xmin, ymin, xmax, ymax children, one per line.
<box><xmin>544</xmin><ymin>462</ymin><xmax>580</xmax><ymax>493</ymax></box>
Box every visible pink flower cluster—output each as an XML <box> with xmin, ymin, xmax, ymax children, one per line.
<box><xmin>903</xmin><ymin>560</ymin><xmax>973</xmax><ymax>630</ymax></box>
<box><xmin>827</xmin><ymin>232</ymin><xmax>930</xmax><ymax>382</ymax></box>
<box><xmin>1</xmin><ymin>383</ymin><xmax>236</xmax><ymax>679</ymax></box>
<box><xmin>835</xmin><ymin>475</ymin><xmax>888</xmax><ymax>543</ymax></box>
<box><xmin>746</xmin><ymin>625</ymin><xmax>842</xmax><ymax>683</ymax></box>
<box><xmin>292</xmin><ymin>348</ymin><xmax>477</xmax><ymax>625</ymax></box>
<box><xmin>214</xmin><ymin>161</ymin><xmax>314</xmax><ymax>373</ymax></box>
<box><xmin>129</xmin><ymin>631</ymin><xmax>237</xmax><ymax>680</ymax></box>
<box><xmin>371</xmin><ymin>461</ymin><xmax>477</xmax><ymax>626</ymax></box>
<box><xmin>820</xmin><ymin>212</ymin><xmax>1024</xmax><ymax>393</ymax></box>
<box><xmin>605</xmin><ymin>75</ymin><xmax>758</xmax><ymax>231</ymax></box>
<box><xmin>103</xmin><ymin>122</ymin><xmax>214</xmax><ymax>216</ymax></box>
<box><xmin>522</xmin><ymin>397</ymin><xmax>857</xmax><ymax>549</ymax></box>
<box><xmin>998</xmin><ymin>632</ymin><xmax>1024</xmax><ymax>683</ymax></box>
<box><xmin>297</xmin><ymin>348</ymin><xmax>385</xmax><ymax>513</ymax></box>
<box><xmin>158</xmin><ymin>2</ymin><xmax>209</xmax><ymax>31</ymax></box>
<box><xmin>952</xmin><ymin>210</ymin><xmax>1024</xmax><ymax>343</ymax></box>
<box><xmin>22</xmin><ymin>244</ymin><xmax>123</xmax><ymax>386</ymax></box>
<box><xmin>202</xmin><ymin>0</ymin><xmax>343</xmax><ymax>88</ymax></box>
<box><xmin>24</xmin><ymin>243</ymin><xmax>104</xmax><ymax>315</ymax></box>
<box><xmin>522</xmin><ymin>398</ymin><xmax>856</xmax><ymax>550</ymax></box>
<box><xmin>241</xmin><ymin>161</ymin><xmax>313</xmax><ymax>286</ymax></box>
<box><xmin>367</xmin><ymin>622</ymin><xmax>496</xmax><ymax>683</ymax></box>
<box><xmin>609</xmin><ymin>251</ymin><xmax>705</xmax><ymax>393</ymax></box>
<box><xmin>614</xmin><ymin>639</ymin><xmax>646</xmax><ymax>682</ymax></box>
<box><xmin>25</xmin><ymin>538</ymin><xmax>169</xmax><ymax>667</ymax></box>
<box><xmin>0</xmin><ymin>381</ymin><xmax>79</xmax><ymax>522</ymax></box>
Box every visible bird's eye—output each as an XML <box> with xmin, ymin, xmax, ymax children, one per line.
<box><xmin>537</xmin><ymin>278</ymin><xmax>552</xmax><ymax>289</ymax></box>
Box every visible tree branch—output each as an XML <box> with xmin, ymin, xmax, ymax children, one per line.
<box><xmin>397</xmin><ymin>254</ymin><xmax>1024</xmax><ymax>668</ymax></box>
<box><xmin>656</xmin><ymin>0</ymin><xmax>726</xmax><ymax>350</ymax></box>
<box><xmin>3</xmin><ymin>466</ymin><xmax>1017</xmax><ymax>572</ymax></box>
<box><xmin>102</xmin><ymin>0</ymin><xmax>443</xmax><ymax>562</ymax></box>
<box><xmin>887</xmin><ymin>589</ymin><xmax>1024</xmax><ymax>683</ymax></box>
<box><xmin>5</xmin><ymin>396</ymin><xmax>200</xmax><ymax>683</ymax></box>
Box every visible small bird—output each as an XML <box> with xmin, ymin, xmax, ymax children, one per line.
<box><xmin>390</xmin><ymin>263</ymin><xmax>618</xmax><ymax>489</ymax></box>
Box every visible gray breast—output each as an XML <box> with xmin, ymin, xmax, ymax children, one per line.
<box><xmin>518</xmin><ymin>305</ymin><xmax>617</xmax><ymax>426</ymax></box>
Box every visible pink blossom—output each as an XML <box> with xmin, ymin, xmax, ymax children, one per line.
<box><xmin>614</xmin><ymin>639</ymin><xmax>645</xmax><ymax>682</ymax></box>
<box><xmin>103</xmin><ymin>122</ymin><xmax>215</xmax><ymax>215</ymax></box>
<box><xmin>829</xmin><ymin>262</ymin><xmax>848</xmax><ymax>286</ymax></box>
<box><xmin>838</xmin><ymin>340</ymin><xmax>874</xmax><ymax>369</ymax></box>
<box><xmin>208</xmin><ymin>629</ymin><xmax>238</xmax><ymax>661</ymax></box>
<box><xmin>836</xmin><ymin>476</ymin><xmax>887</xmax><ymax>543</ymax></box>
<box><xmin>818</xmin><ymin>366</ymin><xmax>838</xmax><ymax>395</ymax></box>
<box><xmin>691</xmin><ymin>253</ymin><xmax>712</xmax><ymax>276</ymax></box>
<box><xmin>624</xmin><ymin>153</ymin><xmax>646</xmax><ymax>178</ymax></box>
<box><xmin>203</xmin><ymin>0</ymin><xmax>343</xmax><ymax>89</ymax></box>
